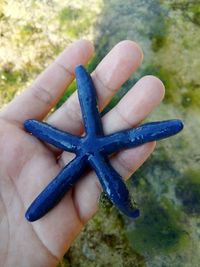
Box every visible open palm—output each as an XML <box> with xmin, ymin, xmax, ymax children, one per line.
<box><xmin>0</xmin><ymin>40</ymin><xmax>165</xmax><ymax>267</ymax></box>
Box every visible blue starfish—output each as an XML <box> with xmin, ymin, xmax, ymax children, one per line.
<box><xmin>24</xmin><ymin>65</ymin><xmax>183</xmax><ymax>222</ymax></box>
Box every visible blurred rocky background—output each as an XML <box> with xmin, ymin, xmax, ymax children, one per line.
<box><xmin>1</xmin><ymin>1</ymin><xmax>200</xmax><ymax>266</ymax></box>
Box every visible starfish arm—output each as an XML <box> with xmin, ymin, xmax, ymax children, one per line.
<box><xmin>101</xmin><ymin>119</ymin><xmax>184</xmax><ymax>154</ymax></box>
<box><xmin>89</xmin><ymin>154</ymin><xmax>140</xmax><ymax>218</ymax></box>
<box><xmin>75</xmin><ymin>65</ymin><xmax>103</xmax><ymax>136</ymax></box>
<box><xmin>24</xmin><ymin>119</ymin><xmax>80</xmax><ymax>153</ymax></box>
<box><xmin>25</xmin><ymin>155</ymin><xmax>87</xmax><ymax>222</ymax></box>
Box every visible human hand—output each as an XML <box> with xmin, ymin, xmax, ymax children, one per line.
<box><xmin>0</xmin><ymin>40</ymin><xmax>165</xmax><ymax>267</ymax></box>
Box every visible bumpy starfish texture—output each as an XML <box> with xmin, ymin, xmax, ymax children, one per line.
<box><xmin>24</xmin><ymin>65</ymin><xmax>183</xmax><ymax>222</ymax></box>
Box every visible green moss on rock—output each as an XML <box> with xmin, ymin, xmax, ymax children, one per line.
<box><xmin>63</xmin><ymin>204</ymin><xmax>145</xmax><ymax>267</ymax></box>
<box><xmin>128</xmin><ymin>196</ymin><xmax>188</xmax><ymax>254</ymax></box>
<box><xmin>176</xmin><ymin>170</ymin><xmax>200</xmax><ymax>215</ymax></box>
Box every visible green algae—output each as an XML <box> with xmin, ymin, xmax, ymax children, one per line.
<box><xmin>169</xmin><ymin>1</ymin><xmax>200</xmax><ymax>26</ymax></box>
<box><xmin>20</xmin><ymin>24</ymin><xmax>37</xmax><ymax>36</ymax></box>
<box><xmin>58</xmin><ymin>5</ymin><xmax>100</xmax><ymax>39</ymax></box>
<box><xmin>127</xmin><ymin>195</ymin><xmax>188</xmax><ymax>254</ymax></box>
<box><xmin>0</xmin><ymin>66</ymin><xmax>28</xmax><ymax>105</ymax></box>
<box><xmin>176</xmin><ymin>170</ymin><xmax>200</xmax><ymax>215</ymax></box>
<box><xmin>59</xmin><ymin>7</ymin><xmax>86</xmax><ymax>38</ymax></box>
<box><xmin>59</xmin><ymin>7</ymin><xmax>81</xmax><ymax>23</ymax></box>
<box><xmin>63</xmin><ymin>206</ymin><xmax>145</xmax><ymax>267</ymax></box>
<box><xmin>181</xmin><ymin>89</ymin><xmax>200</xmax><ymax>108</ymax></box>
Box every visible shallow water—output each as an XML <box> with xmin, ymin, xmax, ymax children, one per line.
<box><xmin>93</xmin><ymin>0</ymin><xmax>200</xmax><ymax>266</ymax></box>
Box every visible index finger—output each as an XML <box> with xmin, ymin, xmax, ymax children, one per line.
<box><xmin>1</xmin><ymin>40</ymin><xmax>94</xmax><ymax>125</ymax></box>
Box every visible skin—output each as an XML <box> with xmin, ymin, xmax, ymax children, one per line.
<box><xmin>0</xmin><ymin>40</ymin><xmax>165</xmax><ymax>267</ymax></box>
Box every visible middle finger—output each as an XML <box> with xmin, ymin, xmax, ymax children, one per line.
<box><xmin>47</xmin><ymin>40</ymin><xmax>143</xmax><ymax>135</ymax></box>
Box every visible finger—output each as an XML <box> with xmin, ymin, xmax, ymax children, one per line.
<box><xmin>72</xmin><ymin>75</ymin><xmax>165</xmax><ymax>222</ymax></box>
<box><xmin>102</xmin><ymin>75</ymin><xmax>165</xmax><ymax>133</ymax></box>
<box><xmin>1</xmin><ymin>40</ymin><xmax>94</xmax><ymax>125</ymax></box>
<box><xmin>47</xmin><ymin>40</ymin><xmax>143</xmax><ymax>134</ymax></box>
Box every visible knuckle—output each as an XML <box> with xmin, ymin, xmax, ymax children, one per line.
<box><xmin>117</xmin><ymin>152</ymin><xmax>135</xmax><ymax>175</ymax></box>
<box><xmin>65</xmin><ymin>94</ymin><xmax>82</xmax><ymax>125</ymax></box>
<box><xmin>115</xmin><ymin>105</ymin><xmax>132</xmax><ymax>128</ymax></box>
<box><xmin>93</xmin><ymin>70</ymin><xmax>115</xmax><ymax>93</ymax></box>
<box><xmin>30</xmin><ymin>83</ymin><xmax>53</xmax><ymax>106</ymax></box>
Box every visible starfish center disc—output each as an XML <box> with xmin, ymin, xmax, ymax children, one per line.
<box><xmin>79</xmin><ymin>136</ymin><xmax>100</xmax><ymax>156</ymax></box>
